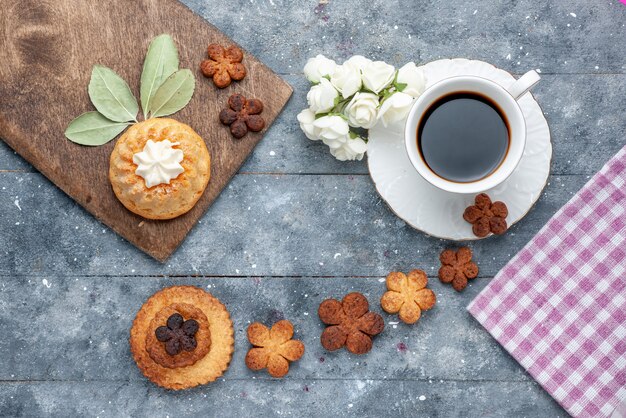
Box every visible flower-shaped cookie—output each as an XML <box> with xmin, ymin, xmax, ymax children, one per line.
<box><xmin>219</xmin><ymin>94</ymin><xmax>265</xmax><ymax>139</ymax></box>
<box><xmin>155</xmin><ymin>313</ymin><xmax>199</xmax><ymax>355</ymax></box>
<box><xmin>463</xmin><ymin>193</ymin><xmax>509</xmax><ymax>237</ymax></box>
<box><xmin>200</xmin><ymin>44</ymin><xmax>246</xmax><ymax>88</ymax></box>
<box><xmin>380</xmin><ymin>270</ymin><xmax>436</xmax><ymax>324</ymax></box>
<box><xmin>245</xmin><ymin>320</ymin><xmax>304</xmax><ymax>378</ymax></box>
<box><xmin>438</xmin><ymin>247</ymin><xmax>479</xmax><ymax>292</ymax></box>
<box><xmin>318</xmin><ymin>292</ymin><xmax>384</xmax><ymax>355</ymax></box>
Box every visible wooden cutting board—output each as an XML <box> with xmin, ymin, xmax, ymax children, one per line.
<box><xmin>0</xmin><ymin>0</ymin><xmax>292</xmax><ymax>261</ymax></box>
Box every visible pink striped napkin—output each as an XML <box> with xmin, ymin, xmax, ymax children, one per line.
<box><xmin>468</xmin><ymin>145</ymin><xmax>626</xmax><ymax>418</ymax></box>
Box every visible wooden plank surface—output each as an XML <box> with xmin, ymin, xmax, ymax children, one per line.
<box><xmin>0</xmin><ymin>0</ymin><xmax>292</xmax><ymax>261</ymax></box>
<box><xmin>0</xmin><ymin>0</ymin><xmax>625</xmax><ymax>417</ymax></box>
<box><xmin>0</xmin><ymin>276</ymin><xmax>564</xmax><ymax>416</ymax></box>
<box><xmin>0</xmin><ymin>172</ymin><xmax>590</xmax><ymax>277</ymax></box>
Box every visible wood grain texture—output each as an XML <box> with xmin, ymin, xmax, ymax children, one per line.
<box><xmin>0</xmin><ymin>0</ymin><xmax>292</xmax><ymax>261</ymax></box>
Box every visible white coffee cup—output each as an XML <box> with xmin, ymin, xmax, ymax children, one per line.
<box><xmin>404</xmin><ymin>70</ymin><xmax>541</xmax><ymax>194</ymax></box>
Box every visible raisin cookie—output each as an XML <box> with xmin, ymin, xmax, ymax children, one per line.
<box><xmin>130</xmin><ymin>286</ymin><xmax>234</xmax><ymax>390</ymax></box>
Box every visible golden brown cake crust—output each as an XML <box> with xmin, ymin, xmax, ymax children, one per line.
<box><xmin>109</xmin><ymin>118</ymin><xmax>211</xmax><ymax>220</ymax></box>
<box><xmin>130</xmin><ymin>286</ymin><xmax>234</xmax><ymax>390</ymax></box>
<box><xmin>145</xmin><ymin>303</ymin><xmax>211</xmax><ymax>369</ymax></box>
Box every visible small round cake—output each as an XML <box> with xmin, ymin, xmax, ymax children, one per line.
<box><xmin>109</xmin><ymin>118</ymin><xmax>210</xmax><ymax>220</ymax></box>
<box><xmin>130</xmin><ymin>286</ymin><xmax>234</xmax><ymax>390</ymax></box>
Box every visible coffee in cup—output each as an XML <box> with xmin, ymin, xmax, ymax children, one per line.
<box><xmin>404</xmin><ymin>70</ymin><xmax>541</xmax><ymax>194</ymax></box>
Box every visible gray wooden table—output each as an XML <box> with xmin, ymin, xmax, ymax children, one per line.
<box><xmin>1</xmin><ymin>0</ymin><xmax>625</xmax><ymax>416</ymax></box>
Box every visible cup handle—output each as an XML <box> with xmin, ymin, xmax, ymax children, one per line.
<box><xmin>506</xmin><ymin>70</ymin><xmax>541</xmax><ymax>100</ymax></box>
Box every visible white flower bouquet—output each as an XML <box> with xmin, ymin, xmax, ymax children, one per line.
<box><xmin>297</xmin><ymin>54</ymin><xmax>426</xmax><ymax>161</ymax></box>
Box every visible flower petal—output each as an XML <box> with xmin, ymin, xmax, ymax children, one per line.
<box><xmin>414</xmin><ymin>289</ymin><xmax>436</xmax><ymax>310</ymax></box>
<box><xmin>342</xmin><ymin>292</ymin><xmax>369</xmax><ymax>318</ymax></box>
<box><xmin>452</xmin><ymin>276</ymin><xmax>468</xmax><ymax>292</ymax></box>
<box><xmin>278</xmin><ymin>340</ymin><xmax>305</xmax><ymax>361</ymax></box>
<box><xmin>267</xmin><ymin>353</ymin><xmax>290</xmax><ymax>378</ymax></box>
<box><xmin>247</xmin><ymin>322</ymin><xmax>270</xmax><ymax>346</ymax></box>
<box><xmin>167</xmin><ymin>313</ymin><xmax>184</xmax><ymax>330</ymax></box>
<box><xmin>438</xmin><ymin>266</ymin><xmax>456</xmax><ymax>283</ymax></box>
<box><xmin>399</xmin><ymin>300</ymin><xmax>421</xmax><ymax>324</ymax></box>
<box><xmin>270</xmin><ymin>320</ymin><xmax>294</xmax><ymax>344</ymax></box>
<box><xmin>439</xmin><ymin>249</ymin><xmax>457</xmax><ymax>266</ymax></box>
<box><xmin>464</xmin><ymin>262</ymin><xmax>479</xmax><ymax>279</ymax></box>
<box><xmin>321</xmin><ymin>325</ymin><xmax>347</xmax><ymax>351</ymax></box>
<box><xmin>246</xmin><ymin>99</ymin><xmax>264</xmax><ymax>115</ymax></box>
<box><xmin>245</xmin><ymin>347</ymin><xmax>270</xmax><ymax>371</ymax></box>
<box><xmin>463</xmin><ymin>206</ymin><xmax>483</xmax><ymax>223</ymax></box>
<box><xmin>155</xmin><ymin>326</ymin><xmax>172</xmax><ymax>342</ymax></box>
<box><xmin>345</xmin><ymin>331</ymin><xmax>373</xmax><ymax>355</ymax></box>
<box><xmin>386</xmin><ymin>271</ymin><xmax>407</xmax><ymax>292</ymax></box>
<box><xmin>490</xmin><ymin>217</ymin><xmax>508</xmax><ymax>235</ymax></box>
<box><xmin>491</xmin><ymin>201</ymin><xmax>508</xmax><ymax>218</ymax></box>
<box><xmin>456</xmin><ymin>247</ymin><xmax>473</xmax><ymax>264</ymax></box>
<box><xmin>207</xmin><ymin>44</ymin><xmax>225</xmax><ymax>61</ymax></box>
<box><xmin>224</xmin><ymin>46</ymin><xmax>243</xmax><ymax>63</ymax></box>
<box><xmin>200</xmin><ymin>60</ymin><xmax>218</xmax><ymax>77</ymax></box>
<box><xmin>407</xmin><ymin>269</ymin><xmax>428</xmax><ymax>291</ymax></box>
<box><xmin>473</xmin><ymin>217</ymin><xmax>491</xmax><ymax>238</ymax></box>
<box><xmin>475</xmin><ymin>193</ymin><xmax>492</xmax><ymax>210</ymax></box>
<box><xmin>213</xmin><ymin>70</ymin><xmax>231</xmax><ymax>89</ymax></box>
<box><xmin>318</xmin><ymin>299</ymin><xmax>345</xmax><ymax>325</ymax></box>
<box><xmin>380</xmin><ymin>291</ymin><xmax>404</xmax><ymax>314</ymax></box>
<box><xmin>227</xmin><ymin>62</ymin><xmax>246</xmax><ymax>81</ymax></box>
<box><xmin>357</xmin><ymin>311</ymin><xmax>384</xmax><ymax>336</ymax></box>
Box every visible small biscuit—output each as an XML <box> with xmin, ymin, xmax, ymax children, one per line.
<box><xmin>200</xmin><ymin>44</ymin><xmax>246</xmax><ymax>88</ymax></box>
<box><xmin>438</xmin><ymin>247</ymin><xmax>479</xmax><ymax>292</ymax></box>
<box><xmin>130</xmin><ymin>286</ymin><xmax>234</xmax><ymax>390</ymax></box>
<box><xmin>318</xmin><ymin>292</ymin><xmax>384</xmax><ymax>355</ymax></box>
<box><xmin>219</xmin><ymin>94</ymin><xmax>265</xmax><ymax>139</ymax></box>
<box><xmin>380</xmin><ymin>270</ymin><xmax>436</xmax><ymax>324</ymax></box>
<box><xmin>463</xmin><ymin>193</ymin><xmax>509</xmax><ymax>237</ymax></box>
<box><xmin>245</xmin><ymin>320</ymin><xmax>305</xmax><ymax>378</ymax></box>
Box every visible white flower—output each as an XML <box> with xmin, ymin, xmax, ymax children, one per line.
<box><xmin>312</xmin><ymin>115</ymin><xmax>349</xmax><ymax>142</ymax></box>
<box><xmin>307</xmin><ymin>78</ymin><xmax>339</xmax><ymax>113</ymax></box>
<box><xmin>377</xmin><ymin>92</ymin><xmax>415</xmax><ymax>127</ymax></box>
<box><xmin>330</xmin><ymin>55</ymin><xmax>372</xmax><ymax>98</ymax></box>
<box><xmin>330</xmin><ymin>63</ymin><xmax>362</xmax><ymax>99</ymax></box>
<box><xmin>361</xmin><ymin>60</ymin><xmax>395</xmax><ymax>93</ymax></box>
<box><xmin>396</xmin><ymin>62</ymin><xmax>426</xmax><ymax>98</ymax></box>
<box><xmin>297</xmin><ymin>108</ymin><xmax>319</xmax><ymax>140</ymax></box>
<box><xmin>344</xmin><ymin>92</ymin><xmax>379</xmax><ymax>129</ymax></box>
<box><xmin>303</xmin><ymin>54</ymin><xmax>337</xmax><ymax>83</ymax></box>
<box><xmin>344</xmin><ymin>55</ymin><xmax>372</xmax><ymax>71</ymax></box>
<box><xmin>327</xmin><ymin>135</ymin><xmax>368</xmax><ymax>161</ymax></box>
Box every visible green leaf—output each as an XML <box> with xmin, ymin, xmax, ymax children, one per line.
<box><xmin>394</xmin><ymin>82</ymin><xmax>408</xmax><ymax>92</ymax></box>
<box><xmin>148</xmin><ymin>69</ymin><xmax>195</xmax><ymax>118</ymax></box>
<box><xmin>64</xmin><ymin>112</ymin><xmax>130</xmax><ymax>146</ymax></box>
<box><xmin>140</xmin><ymin>34</ymin><xmax>179</xmax><ymax>119</ymax></box>
<box><xmin>379</xmin><ymin>88</ymin><xmax>395</xmax><ymax>104</ymax></box>
<box><xmin>327</xmin><ymin>112</ymin><xmax>349</xmax><ymax>121</ymax></box>
<box><xmin>88</xmin><ymin>65</ymin><xmax>139</xmax><ymax>122</ymax></box>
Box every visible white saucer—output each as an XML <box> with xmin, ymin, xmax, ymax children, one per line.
<box><xmin>367</xmin><ymin>58</ymin><xmax>552</xmax><ymax>240</ymax></box>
